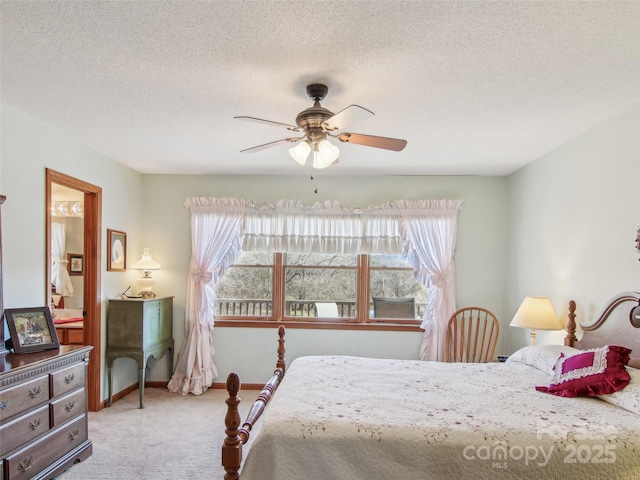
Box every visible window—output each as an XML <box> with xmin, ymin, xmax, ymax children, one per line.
<box><xmin>215</xmin><ymin>251</ymin><xmax>428</xmax><ymax>326</ymax></box>
<box><xmin>285</xmin><ymin>253</ymin><xmax>357</xmax><ymax>319</ymax></box>
<box><xmin>214</xmin><ymin>252</ymin><xmax>273</xmax><ymax>317</ymax></box>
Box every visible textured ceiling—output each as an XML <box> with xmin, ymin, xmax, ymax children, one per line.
<box><xmin>1</xmin><ymin>1</ymin><xmax>638</xmax><ymax>176</ymax></box>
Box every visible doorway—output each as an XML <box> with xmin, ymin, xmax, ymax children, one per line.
<box><xmin>46</xmin><ymin>169</ymin><xmax>102</xmax><ymax>411</ymax></box>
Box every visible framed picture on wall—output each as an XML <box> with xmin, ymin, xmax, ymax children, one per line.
<box><xmin>5</xmin><ymin>307</ymin><xmax>60</xmax><ymax>354</ymax></box>
<box><xmin>107</xmin><ymin>229</ymin><xmax>126</xmax><ymax>272</ymax></box>
<box><xmin>67</xmin><ymin>253</ymin><xmax>84</xmax><ymax>275</ymax></box>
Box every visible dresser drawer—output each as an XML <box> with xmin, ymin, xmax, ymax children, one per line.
<box><xmin>51</xmin><ymin>363</ymin><xmax>85</xmax><ymax>398</ymax></box>
<box><xmin>0</xmin><ymin>376</ymin><xmax>49</xmax><ymax>422</ymax></box>
<box><xmin>4</xmin><ymin>415</ymin><xmax>87</xmax><ymax>480</ymax></box>
<box><xmin>51</xmin><ymin>389</ymin><xmax>85</xmax><ymax>427</ymax></box>
<box><xmin>0</xmin><ymin>405</ymin><xmax>50</xmax><ymax>457</ymax></box>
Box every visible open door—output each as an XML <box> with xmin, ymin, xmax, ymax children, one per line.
<box><xmin>46</xmin><ymin>169</ymin><xmax>102</xmax><ymax>411</ymax></box>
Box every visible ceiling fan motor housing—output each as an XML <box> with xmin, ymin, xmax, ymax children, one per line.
<box><xmin>295</xmin><ymin>105</ymin><xmax>334</xmax><ymax>141</ymax></box>
<box><xmin>295</xmin><ymin>84</ymin><xmax>334</xmax><ymax>141</ymax></box>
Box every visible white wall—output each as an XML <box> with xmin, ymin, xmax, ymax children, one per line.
<box><xmin>0</xmin><ymin>103</ymin><xmax>146</xmax><ymax>398</ymax></box>
<box><xmin>142</xmin><ymin>174</ymin><xmax>508</xmax><ymax>383</ymax></box>
<box><xmin>505</xmin><ymin>103</ymin><xmax>640</xmax><ymax>350</ymax></box>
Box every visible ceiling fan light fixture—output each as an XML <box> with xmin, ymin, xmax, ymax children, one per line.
<box><xmin>289</xmin><ymin>141</ymin><xmax>311</xmax><ymax>165</ymax></box>
<box><xmin>237</xmin><ymin>84</ymin><xmax>406</xmax><ymax>167</ymax></box>
<box><xmin>313</xmin><ymin>139</ymin><xmax>339</xmax><ymax>169</ymax></box>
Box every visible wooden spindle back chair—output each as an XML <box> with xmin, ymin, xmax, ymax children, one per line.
<box><xmin>445</xmin><ymin>307</ymin><xmax>499</xmax><ymax>363</ymax></box>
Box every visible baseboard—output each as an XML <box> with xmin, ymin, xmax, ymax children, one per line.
<box><xmin>100</xmin><ymin>381</ymin><xmax>169</xmax><ymax>409</ymax></box>
<box><xmin>102</xmin><ymin>380</ymin><xmax>262</xmax><ymax>408</ymax></box>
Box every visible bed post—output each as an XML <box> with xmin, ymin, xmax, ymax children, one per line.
<box><xmin>222</xmin><ymin>373</ymin><xmax>242</xmax><ymax>480</ymax></box>
<box><xmin>277</xmin><ymin>324</ymin><xmax>286</xmax><ymax>372</ymax></box>
<box><xmin>222</xmin><ymin>326</ymin><xmax>287</xmax><ymax>479</ymax></box>
<box><xmin>564</xmin><ymin>300</ymin><xmax>577</xmax><ymax>347</ymax></box>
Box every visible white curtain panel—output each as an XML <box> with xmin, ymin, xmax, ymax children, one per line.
<box><xmin>51</xmin><ymin>219</ymin><xmax>74</xmax><ymax>297</ymax></box>
<box><xmin>169</xmin><ymin>197</ymin><xmax>462</xmax><ymax>395</ymax></box>
<box><xmin>399</xmin><ymin>200</ymin><xmax>462</xmax><ymax>361</ymax></box>
<box><xmin>167</xmin><ymin>198</ymin><xmax>245</xmax><ymax>395</ymax></box>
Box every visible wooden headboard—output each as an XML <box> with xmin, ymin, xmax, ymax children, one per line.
<box><xmin>565</xmin><ymin>291</ymin><xmax>640</xmax><ymax>369</ymax></box>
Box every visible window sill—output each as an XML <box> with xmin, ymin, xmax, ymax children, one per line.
<box><xmin>214</xmin><ymin>319</ymin><xmax>424</xmax><ymax>332</ymax></box>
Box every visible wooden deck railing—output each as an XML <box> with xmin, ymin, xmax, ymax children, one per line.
<box><xmin>214</xmin><ymin>299</ymin><xmax>426</xmax><ymax>318</ymax></box>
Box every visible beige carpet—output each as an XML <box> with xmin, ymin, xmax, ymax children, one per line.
<box><xmin>56</xmin><ymin>387</ymin><xmax>261</xmax><ymax>480</ymax></box>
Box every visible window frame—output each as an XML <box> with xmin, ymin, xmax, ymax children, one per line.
<box><xmin>215</xmin><ymin>252</ymin><xmax>424</xmax><ymax>330</ymax></box>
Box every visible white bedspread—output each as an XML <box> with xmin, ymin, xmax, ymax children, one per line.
<box><xmin>240</xmin><ymin>356</ymin><xmax>640</xmax><ymax>480</ymax></box>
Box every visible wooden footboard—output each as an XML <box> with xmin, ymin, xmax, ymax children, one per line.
<box><xmin>222</xmin><ymin>325</ymin><xmax>286</xmax><ymax>480</ymax></box>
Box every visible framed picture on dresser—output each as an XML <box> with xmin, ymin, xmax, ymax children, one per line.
<box><xmin>5</xmin><ymin>306</ymin><xmax>60</xmax><ymax>353</ymax></box>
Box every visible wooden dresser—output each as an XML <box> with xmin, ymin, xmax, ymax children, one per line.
<box><xmin>0</xmin><ymin>345</ymin><xmax>92</xmax><ymax>480</ymax></box>
<box><xmin>106</xmin><ymin>296</ymin><xmax>173</xmax><ymax>409</ymax></box>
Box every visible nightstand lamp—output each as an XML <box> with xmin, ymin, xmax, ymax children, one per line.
<box><xmin>131</xmin><ymin>248</ymin><xmax>161</xmax><ymax>298</ymax></box>
<box><xmin>510</xmin><ymin>296</ymin><xmax>563</xmax><ymax>346</ymax></box>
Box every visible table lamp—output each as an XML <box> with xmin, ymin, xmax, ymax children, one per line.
<box><xmin>510</xmin><ymin>296</ymin><xmax>563</xmax><ymax>346</ymax></box>
<box><xmin>131</xmin><ymin>248</ymin><xmax>161</xmax><ymax>298</ymax></box>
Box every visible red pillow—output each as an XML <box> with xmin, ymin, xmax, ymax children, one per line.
<box><xmin>535</xmin><ymin>345</ymin><xmax>631</xmax><ymax>397</ymax></box>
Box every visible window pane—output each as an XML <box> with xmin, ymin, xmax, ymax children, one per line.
<box><xmin>370</xmin><ymin>254</ymin><xmax>428</xmax><ymax>319</ymax></box>
<box><xmin>285</xmin><ymin>253</ymin><xmax>357</xmax><ymax>318</ymax></box>
<box><xmin>215</xmin><ymin>252</ymin><xmax>273</xmax><ymax>317</ymax></box>
<box><xmin>286</xmin><ymin>253</ymin><xmax>357</xmax><ymax>267</ymax></box>
<box><xmin>370</xmin><ymin>253</ymin><xmax>417</xmax><ymax>268</ymax></box>
<box><xmin>231</xmin><ymin>251</ymin><xmax>273</xmax><ymax>266</ymax></box>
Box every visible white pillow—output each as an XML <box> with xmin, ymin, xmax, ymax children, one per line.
<box><xmin>506</xmin><ymin>344</ymin><xmax>581</xmax><ymax>375</ymax></box>
<box><xmin>599</xmin><ymin>367</ymin><xmax>640</xmax><ymax>415</ymax></box>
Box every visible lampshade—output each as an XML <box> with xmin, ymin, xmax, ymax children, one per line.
<box><xmin>510</xmin><ymin>296</ymin><xmax>563</xmax><ymax>345</ymax></box>
<box><xmin>131</xmin><ymin>248</ymin><xmax>161</xmax><ymax>298</ymax></box>
<box><xmin>289</xmin><ymin>139</ymin><xmax>339</xmax><ymax>169</ymax></box>
<box><xmin>312</xmin><ymin>139</ymin><xmax>340</xmax><ymax>169</ymax></box>
<box><xmin>132</xmin><ymin>248</ymin><xmax>161</xmax><ymax>271</ymax></box>
<box><xmin>289</xmin><ymin>141</ymin><xmax>311</xmax><ymax>165</ymax></box>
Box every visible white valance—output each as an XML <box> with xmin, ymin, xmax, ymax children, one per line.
<box><xmin>185</xmin><ymin>198</ymin><xmax>462</xmax><ymax>255</ymax></box>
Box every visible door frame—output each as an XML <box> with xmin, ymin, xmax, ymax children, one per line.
<box><xmin>46</xmin><ymin>169</ymin><xmax>102</xmax><ymax>412</ymax></box>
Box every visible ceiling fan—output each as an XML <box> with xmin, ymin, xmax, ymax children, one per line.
<box><xmin>235</xmin><ymin>84</ymin><xmax>407</xmax><ymax>169</ymax></box>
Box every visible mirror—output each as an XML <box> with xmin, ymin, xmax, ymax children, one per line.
<box><xmin>49</xmin><ymin>183</ymin><xmax>85</xmax><ymax>345</ymax></box>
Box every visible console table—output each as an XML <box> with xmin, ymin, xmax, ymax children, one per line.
<box><xmin>0</xmin><ymin>345</ymin><xmax>93</xmax><ymax>479</ymax></box>
<box><xmin>106</xmin><ymin>296</ymin><xmax>173</xmax><ymax>409</ymax></box>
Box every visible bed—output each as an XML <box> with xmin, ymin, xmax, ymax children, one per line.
<box><xmin>222</xmin><ymin>291</ymin><xmax>640</xmax><ymax>479</ymax></box>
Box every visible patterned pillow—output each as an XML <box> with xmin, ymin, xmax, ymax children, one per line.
<box><xmin>506</xmin><ymin>344</ymin><xmax>581</xmax><ymax>375</ymax></box>
<box><xmin>535</xmin><ymin>345</ymin><xmax>631</xmax><ymax>397</ymax></box>
<box><xmin>599</xmin><ymin>367</ymin><xmax>640</xmax><ymax>415</ymax></box>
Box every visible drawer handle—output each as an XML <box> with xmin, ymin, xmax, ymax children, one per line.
<box><xmin>28</xmin><ymin>386</ymin><xmax>42</xmax><ymax>398</ymax></box>
<box><xmin>0</xmin><ymin>399</ymin><xmax>8</xmax><ymax>410</ymax></box>
<box><xmin>65</xmin><ymin>373</ymin><xmax>75</xmax><ymax>384</ymax></box>
<box><xmin>29</xmin><ymin>417</ymin><xmax>42</xmax><ymax>430</ymax></box>
<box><xmin>69</xmin><ymin>428</ymin><xmax>80</xmax><ymax>440</ymax></box>
<box><xmin>18</xmin><ymin>456</ymin><xmax>33</xmax><ymax>472</ymax></box>
<box><xmin>65</xmin><ymin>401</ymin><xmax>76</xmax><ymax>412</ymax></box>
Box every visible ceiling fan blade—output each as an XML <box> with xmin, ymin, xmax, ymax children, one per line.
<box><xmin>322</xmin><ymin>105</ymin><xmax>374</xmax><ymax>131</ymax></box>
<box><xmin>336</xmin><ymin>133</ymin><xmax>407</xmax><ymax>151</ymax></box>
<box><xmin>240</xmin><ymin>137</ymin><xmax>302</xmax><ymax>153</ymax></box>
<box><xmin>235</xmin><ymin>116</ymin><xmax>301</xmax><ymax>132</ymax></box>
